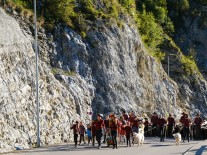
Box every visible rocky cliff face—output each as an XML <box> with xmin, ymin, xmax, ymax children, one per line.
<box><xmin>166</xmin><ymin>0</ymin><xmax>207</xmax><ymax>115</ymax></box>
<box><xmin>172</xmin><ymin>0</ymin><xmax>207</xmax><ymax>73</ymax></box>
<box><xmin>0</xmin><ymin>3</ymin><xmax>207</xmax><ymax>153</ymax></box>
<box><xmin>51</xmin><ymin>22</ymin><xmax>180</xmax><ymax>115</ymax></box>
<box><xmin>0</xmin><ymin>8</ymin><xmax>93</xmax><ymax>153</ymax></box>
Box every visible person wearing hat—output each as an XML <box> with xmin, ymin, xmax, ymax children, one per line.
<box><xmin>128</xmin><ymin>111</ymin><xmax>135</xmax><ymax>124</ymax></box>
<box><xmin>151</xmin><ymin>112</ymin><xmax>159</xmax><ymax>137</ymax></box>
<box><xmin>109</xmin><ymin>113</ymin><xmax>118</xmax><ymax>149</ymax></box>
<box><xmin>193</xmin><ymin>113</ymin><xmax>203</xmax><ymax>139</ymax></box>
<box><xmin>79</xmin><ymin>121</ymin><xmax>86</xmax><ymax>145</ymax></box>
<box><xmin>122</xmin><ymin>110</ymin><xmax>129</xmax><ymax>121</ymax></box>
<box><xmin>182</xmin><ymin>114</ymin><xmax>191</xmax><ymax>142</ymax></box>
<box><xmin>157</xmin><ymin>114</ymin><xmax>167</xmax><ymax>142</ymax></box>
<box><xmin>167</xmin><ymin>114</ymin><xmax>175</xmax><ymax>138</ymax></box>
<box><xmin>94</xmin><ymin>114</ymin><xmax>104</xmax><ymax>149</ymax></box>
<box><xmin>70</xmin><ymin>121</ymin><xmax>79</xmax><ymax>147</ymax></box>
<box><xmin>124</xmin><ymin>121</ymin><xmax>133</xmax><ymax>147</ymax></box>
<box><xmin>180</xmin><ymin>112</ymin><xmax>186</xmax><ymax>124</ymax></box>
<box><xmin>118</xmin><ymin>116</ymin><xmax>126</xmax><ymax>144</ymax></box>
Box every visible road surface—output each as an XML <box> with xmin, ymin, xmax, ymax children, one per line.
<box><xmin>6</xmin><ymin>137</ymin><xmax>207</xmax><ymax>155</ymax></box>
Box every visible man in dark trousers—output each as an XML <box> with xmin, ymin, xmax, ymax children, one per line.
<box><xmin>151</xmin><ymin>112</ymin><xmax>159</xmax><ymax>137</ymax></box>
<box><xmin>182</xmin><ymin>114</ymin><xmax>191</xmax><ymax>142</ymax></box>
<box><xmin>79</xmin><ymin>121</ymin><xmax>86</xmax><ymax>145</ymax></box>
<box><xmin>193</xmin><ymin>113</ymin><xmax>203</xmax><ymax>140</ymax></box>
<box><xmin>124</xmin><ymin>121</ymin><xmax>133</xmax><ymax>147</ymax></box>
<box><xmin>109</xmin><ymin>114</ymin><xmax>118</xmax><ymax>149</ymax></box>
<box><xmin>94</xmin><ymin>114</ymin><xmax>104</xmax><ymax>149</ymax></box>
<box><xmin>167</xmin><ymin>114</ymin><xmax>175</xmax><ymax>138</ymax></box>
<box><xmin>70</xmin><ymin>121</ymin><xmax>79</xmax><ymax>147</ymax></box>
<box><xmin>157</xmin><ymin>114</ymin><xmax>167</xmax><ymax>142</ymax></box>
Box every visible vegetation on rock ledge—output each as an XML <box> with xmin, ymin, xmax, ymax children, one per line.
<box><xmin>0</xmin><ymin>0</ymin><xmax>201</xmax><ymax>76</ymax></box>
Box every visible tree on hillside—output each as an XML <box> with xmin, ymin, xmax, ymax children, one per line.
<box><xmin>138</xmin><ymin>9</ymin><xmax>164</xmax><ymax>49</ymax></box>
<box><xmin>136</xmin><ymin>0</ymin><xmax>174</xmax><ymax>35</ymax></box>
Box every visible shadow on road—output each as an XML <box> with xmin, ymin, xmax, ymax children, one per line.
<box><xmin>151</xmin><ymin>144</ymin><xmax>171</xmax><ymax>147</ymax></box>
<box><xmin>11</xmin><ymin>144</ymin><xmax>131</xmax><ymax>154</ymax></box>
<box><xmin>31</xmin><ymin>144</ymin><xmax>105</xmax><ymax>152</ymax></box>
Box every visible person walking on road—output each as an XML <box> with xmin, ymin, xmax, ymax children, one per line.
<box><xmin>94</xmin><ymin>114</ymin><xmax>104</xmax><ymax>149</ymax></box>
<box><xmin>167</xmin><ymin>114</ymin><xmax>175</xmax><ymax>138</ymax></box>
<box><xmin>109</xmin><ymin>114</ymin><xmax>118</xmax><ymax>149</ymax></box>
<box><xmin>79</xmin><ymin>121</ymin><xmax>86</xmax><ymax>145</ymax></box>
<box><xmin>182</xmin><ymin>114</ymin><xmax>191</xmax><ymax>143</ymax></box>
<box><xmin>151</xmin><ymin>112</ymin><xmax>159</xmax><ymax>137</ymax></box>
<box><xmin>70</xmin><ymin>121</ymin><xmax>79</xmax><ymax>147</ymax></box>
<box><xmin>86</xmin><ymin>124</ymin><xmax>92</xmax><ymax>145</ymax></box>
<box><xmin>157</xmin><ymin>114</ymin><xmax>167</xmax><ymax>142</ymax></box>
<box><xmin>124</xmin><ymin>121</ymin><xmax>133</xmax><ymax>147</ymax></box>
<box><xmin>193</xmin><ymin>113</ymin><xmax>203</xmax><ymax>140</ymax></box>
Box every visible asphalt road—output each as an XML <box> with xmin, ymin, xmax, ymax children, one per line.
<box><xmin>5</xmin><ymin>138</ymin><xmax>207</xmax><ymax>155</ymax></box>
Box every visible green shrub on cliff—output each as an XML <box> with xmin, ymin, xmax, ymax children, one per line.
<box><xmin>12</xmin><ymin>0</ymin><xmax>32</xmax><ymax>8</ymax></box>
<box><xmin>4</xmin><ymin>0</ymin><xmax>136</xmax><ymax>33</ymax></box>
<box><xmin>119</xmin><ymin>0</ymin><xmax>136</xmax><ymax>15</ymax></box>
<box><xmin>166</xmin><ymin>37</ymin><xmax>200</xmax><ymax>75</ymax></box>
<box><xmin>136</xmin><ymin>0</ymin><xmax>174</xmax><ymax>35</ymax></box>
<box><xmin>43</xmin><ymin>0</ymin><xmax>76</xmax><ymax>29</ymax></box>
<box><xmin>137</xmin><ymin>11</ymin><xmax>164</xmax><ymax>50</ymax></box>
<box><xmin>2</xmin><ymin>0</ymin><xmax>33</xmax><ymax>20</ymax></box>
<box><xmin>3</xmin><ymin>0</ymin><xmax>200</xmax><ymax>75</ymax></box>
<box><xmin>135</xmin><ymin>0</ymin><xmax>174</xmax><ymax>61</ymax></box>
<box><xmin>7</xmin><ymin>0</ymin><xmax>168</xmax><ymax>61</ymax></box>
<box><xmin>180</xmin><ymin>51</ymin><xmax>199</xmax><ymax>75</ymax></box>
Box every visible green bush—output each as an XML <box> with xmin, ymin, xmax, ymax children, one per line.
<box><xmin>119</xmin><ymin>0</ymin><xmax>136</xmax><ymax>15</ymax></box>
<box><xmin>181</xmin><ymin>54</ymin><xmax>198</xmax><ymax>75</ymax></box>
<box><xmin>137</xmin><ymin>10</ymin><xmax>164</xmax><ymax>50</ymax></box>
<box><xmin>150</xmin><ymin>50</ymin><xmax>166</xmax><ymax>62</ymax></box>
<box><xmin>79</xmin><ymin>0</ymin><xmax>98</xmax><ymax>20</ymax></box>
<box><xmin>12</xmin><ymin>0</ymin><xmax>33</xmax><ymax>8</ymax></box>
<box><xmin>136</xmin><ymin>0</ymin><xmax>174</xmax><ymax>35</ymax></box>
<box><xmin>43</xmin><ymin>0</ymin><xmax>76</xmax><ymax>28</ymax></box>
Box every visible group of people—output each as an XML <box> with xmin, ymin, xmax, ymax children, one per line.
<box><xmin>70</xmin><ymin>110</ymin><xmax>206</xmax><ymax>149</ymax></box>
<box><xmin>149</xmin><ymin>111</ymin><xmax>205</xmax><ymax>142</ymax></box>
